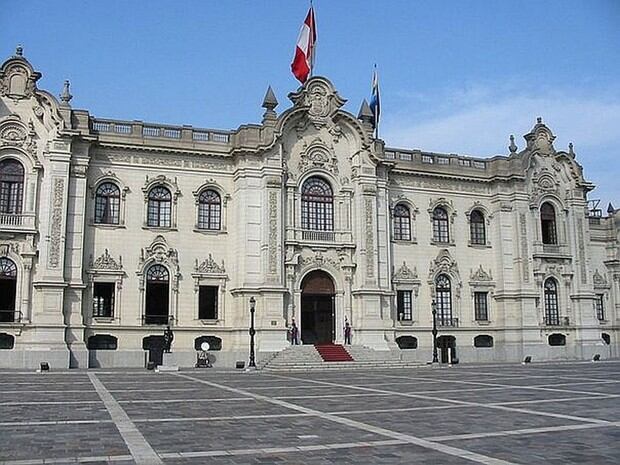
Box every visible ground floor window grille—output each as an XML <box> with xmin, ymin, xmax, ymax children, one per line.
<box><xmin>474</xmin><ymin>292</ymin><xmax>488</xmax><ymax>321</ymax></box>
<box><xmin>595</xmin><ymin>294</ymin><xmax>605</xmax><ymax>321</ymax></box>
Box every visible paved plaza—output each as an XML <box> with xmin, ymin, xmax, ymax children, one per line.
<box><xmin>0</xmin><ymin>361</ymin><xmax>619</xmax><ymax>464</ymax></box>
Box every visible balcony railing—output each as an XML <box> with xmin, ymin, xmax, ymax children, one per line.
<box><xmin>302</xmin><ymin>230</ymin><xmax>335</xmax><ymax>242</ymax></box>
<box><xmin>0</xmin><ymin>213</ymin><xmax>36</xmax><ymax>230</ymax></box>
<box><xmin>142</xmin><ymin>314</ymin><xmax>173</xmax><ymax>325</ymax></box>
<box><xmin>437</xmin><ymin>317</ymin><xmax>459</xmax><ymax>328</ymax></box>
<box><xmin>0</xmin><ymin>310</ymin><xmax>22</xmax><ymax>323</ymax></box>
<box><xmin>544</xmin><ymin>316</ymin><xmax>570</xmax><ymax>326</ymax></box>
<box><xmin>292</xmin><ymin>228</ymin><xmax>353</xmax><ymax>244</ymax></box>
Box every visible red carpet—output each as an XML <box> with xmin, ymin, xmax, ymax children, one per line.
<box><xmin>315</xmin><ymin>344</ymin><xmax>354</xmax><ymax>362</ymax></box>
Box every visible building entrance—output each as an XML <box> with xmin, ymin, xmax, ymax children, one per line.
<box><xmin>300</xmin><ymin>270</ymin><xmax>335</xmax><ymax>345</ymax></box>
<box><xmin>437</xmin><ymin>335</ymin><xmax>457</xmax><ymax>363</ymax></box>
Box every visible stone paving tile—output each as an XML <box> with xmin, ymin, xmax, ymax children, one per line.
<box><xmin>238</xmin><ymin>386</ymin><xmax>364</xmax><ymax>398</ymax></box>
<box><xmin>345</xmin><ymin>406</ymin><xmax>583</xmax><ymax>438</ymax></box>
<box><xmin>0</xmin><ymin>423</ymin><xmax>129</xmax><ymax>461</ymax></box>
<box><xmin>111</xmin><ymin>387</ymin><xmax>246</xmax><ymax>402</ymax></box>
<box><xmin>138</xmin><ymin>416</ymin><xmax>387</xmax><ymax>454</ymax></box>
<box><xmin>547</xmin><ymin>381</ymin><xmax>620</xmax><ymax>394</ymax></box>
<box><xmin>5</xmin><ymin>390</ymin><xmax>102</xmax><ymax>402</ymax></box>
<box><xmin>283</xmin><ymin>393</ymin><xmax>445</xmax><ymax>412</ymax></box>
<box><xmin>446</xmin><ymin>427</ymin><xmax>620</xmax><ymax>464</ymax></box>
<box><xmin>162</xmin><ymin>444</ymin><xmax>470</xmax><ymax>465</ymax></box>
<box><xmin>123</xmin><ymin>398</ymin><xmax>294</xmax><ymax>420</ymax></box>
<box><xmin>506</xmin><ymin>397</ymin><xmax>620</xmax><ymax>422</ymax></box>
<box><xmin>423</xmin><ymin>386</ymin><xmax>579</xmax><ymax>404</ymax></box>
<box><xmin>0</xmin><ymin>402</ymin><xmax>109</xmax><ymax>422</ymax></box>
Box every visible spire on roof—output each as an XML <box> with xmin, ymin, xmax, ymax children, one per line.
<box><xmin>15</xmin><ymin>45</ymin><xmax>23</xmax><ymax>57</ymax></box>
<box><xmin>60</xmin><ymin>80</ymin><xmax>72</xmax><ymax>106</ymax></box>
<box><xmin>608</xmin><ymin>203</ymin><xmax>615</xmax><ymax>215</ymax></box>
<box><xmin>262</xmin><ymin>86</ymin><xmax>278</xmax><ymax>111</ymax></box>
<box><xmin>568</xmin><ymin>142</ymin><xmax>575</xmax><ymax>158</ymax></box>
<box><xmin>509</xmin><ymin>134</ymin><xmax>517</xmax><ymax>153</ymax></box>
<box><xmin>358</xmin><ymin>99</ymin><xmax>373</xmax><ymax>123</ymax></box>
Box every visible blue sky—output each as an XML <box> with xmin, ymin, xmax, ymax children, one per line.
<box><xmin>2</xmin><ymin>0</ymin><xmax>619</xmax><ymax>207</ymax></box>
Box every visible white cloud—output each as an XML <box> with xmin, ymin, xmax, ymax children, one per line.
<box><xmin>381</xmin><ymin>83</ymin><xmax>620</xmax><ymax>204</ymax></box>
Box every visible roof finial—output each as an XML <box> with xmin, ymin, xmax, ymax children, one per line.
<box><xmin>15</xmin><ymin>44</ymin><xmax>23</xmax><ymax>57</ymax></box>
<box><xmin>261</xmin><ymin>85</ymin><xmax>278</xmax><ymax>125</ymax></box>
<box><xmin>60</xmin><ymin>80</ymin><xmax>73</xmax><ymax>106</ymax></box>
<box><xmin>537</xmin><ymin>116</ymin><xmax>542</xmax><ymax>124</ymax></box>
<box><xmin>568</xmin><ymin>142</ymin><xmax>575</xmax><ymax>158</ymax></box>
<box><xmin>608</xmin><ymin>203</ymin><xmax>615</xmax><ymax>215</ymax></box>
<box><xmin>509</xmin><ymin>134</ymin><xmax>517</xmax><ymax>153</ymax></box>
<box><xmin>358</xmin><ymin>99</ymin><xmax>374</xmax><ymax>126</ymax></box>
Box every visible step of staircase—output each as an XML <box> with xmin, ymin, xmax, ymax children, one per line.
<box><xmin>315</xmin><ymin>344</ymin><xmax>354</xmax><ymax>362</ymax></box>
<box><xmin>260</xmin><ymin>344</ymin><xmax>426</xmax><ymax>371</ymax></box>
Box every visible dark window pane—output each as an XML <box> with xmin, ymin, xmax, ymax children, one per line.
<box><xmin>433</xmin><ymin>207</ymin><xmax>449</xmax><ymax>243</ymax></box>
<box><xmin>0</xmin><ymin>159</ymin><xmax>24</xmax><ymax>214</ymax></box>
<box><xmin>595</xmin><ymin>294</ymin><xmax>605</xmax><ymax>321</ymax></box>
<box><xmin>301</xmin><ymin>177</ymin><xmax>334</xmax><ymax>231</ymax></box>
<box><xmin>393</xmin><ymin>204</ymin><xmax>411</xmax><ymax>241</ymax></box>
<box><xmin>147</xmin><ymin>186</ymin><xmax>172</xmax><ymax>227</ymax></box>
<box><xmin>544</xmin><ymin>278</ymin><xmax>559</xmax><ymax>325</ymax></box>
<box><xmin>474</xmin><ymin>292</ymin><xmax>488</xmax><ymax>321</ymax></box>
<box><xmin>435</xmin><ymin>274</ymin><xmax>452</xmax><ymax>324</ymax></box>
<box><xmin>470</xmin><ymin>210</ymin><xmax>486</xmax><ymax>244</ymax></box>
<box><xmin>94</xmin><ymin>182</ymin><xmax>120</xmax><ymax>224</ymax></box>
<box><xmin>397</xmin><ymin>290</ymin><xmax>412</xmax><ymax>321</ymax></box>
<box><xmin>93</xmin><ymin>282</ymin><xmax>115</xmax><ymax>318</ymax></box>
<box><xmin>199</xmin><ymin>286</ymin><xmax>218</xmax><ymax>319</ymax></box>
<box><xmin>198</xmin><ymin>189</ymin><xmax>221</xmax><ymax>230</ymax></box>
<box><xmin>541</xmin><ymin>203</ymin><xmax>557</xmax><ymax>244</ymax></box>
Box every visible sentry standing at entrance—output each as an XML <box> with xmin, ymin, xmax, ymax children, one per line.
<box><xmin>344</xmin><ymin>318</ymin><xmax>352</xmax><ymax>345</ymax></box>
<box><xmin>290</xmin><ymin>318</ymin><xmax>299</xmax><ymax>345</ymax></box>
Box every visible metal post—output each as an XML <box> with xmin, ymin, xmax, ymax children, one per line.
<box><xmin>249</xmin><ymin>296</ymin><xmax>256</xmax><ymax>368</ymax></box>
<box><xmin>431</xmin><ymin>299</ymin><xmax>438</xmax><ymax>363</ymax></box>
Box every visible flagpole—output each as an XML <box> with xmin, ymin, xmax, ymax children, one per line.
<box><xmin>310</xmin><ymin>0</ymin><xmax>315</xmax><ymax>78</ymax></box>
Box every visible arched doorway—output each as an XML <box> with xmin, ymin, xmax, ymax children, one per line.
<box><xmin>437</xmin><ymin>335</ymin><xmax>457</xmax><ymax>363</ymax></box>
<box><xmin>301</xmin><ymin>270</ymin><xmax>335</xmax><ymax>344</ymax></box>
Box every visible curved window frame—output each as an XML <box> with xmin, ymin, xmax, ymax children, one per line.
<box><xmin>301</xmin><ymin>176</ymin><xmax>334</xmax><ymax>231</ymax></box>
<box><xmin>544</xmin><ymin>278</ymin><xmax>560</xmax><ymax>325</ymax></box>
<box><xmin>393</xmin><ymin>204</ymin><xmax>411</xmax><ymax>241</ymax></box>
<box><xmin>0</xmin><ymin>257</ymin><xmax>18</xmax><ymax>323</ymax></box>
<box><xmin>469</xmin><ymin>210</ymin><xmax>486</xmax><ymax>245</ymax></box>
<box><xmin>94</xmin><ymin>182</ymin><xmax>121</xmax><ymax>225</ymax></box>
<box><xmin>432</xmin><ymin>207</ymin><xmax>449</xmax><ymax>243</ymax></box>
<box><xmin>0</xmin><ymin>158</ymin><xmax>24</xmax><ymax>214</ymax></box>
<box><xmin>147</xmin><ymin>186</ymin><xmax>172</xmax><ymax>228</ymax></box>
<box><xmin>541</xmin><ymin>202</ymin><xmax>558</xmax><ymax>245</ymax></box>
<box><xmin>197</xmin><ymin>189</ymin><xmax>221</xmax><ymax>231</ymax></box>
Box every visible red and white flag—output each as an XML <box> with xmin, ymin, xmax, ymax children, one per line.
<box><xmin>291</xmin><ymin>6</ymin><xmax>317</xmax><ymax>84</ymax></box>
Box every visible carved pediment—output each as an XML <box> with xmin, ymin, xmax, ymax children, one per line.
<box><xmin>393</xmin><ymin>261</ymin><xmax>419</xmax><ymax>282</ymax></box>
<box><xmin>299</xmin><ymin>251</ymin><xmax>341</xmax><ymax>269</ymax></box>
<box><xmin>524</xmin><ymin>118</ymin><xmax>556</xmax><ymax>155</ymax></box>
<box><xmin>470</xmin><ymin>265</ymin><xmax>493</xmax><ymax>282</ymax></box>
<box><xmin>428</xmin><ymin>249</ymin><xmax>460</xmax><ymax>280</ymax></box>
<box><xmin>194</xmin><ymin>254</ymin><xmax>226</xmax><ymax>275</ymax></box>
<box><xmin>90</xmin><ymin>249</ymin><xmax>122</xmax><ymax>271</ymax></box>
<box><xmin>593</xmin><ymin>269</ymin><xmax>608</xmax><ymax>287</ymax></box>
<box><xmin>298</xmin><ymin>139</ymin><xmax>339</xmax><ymax>175</ymax></box>
<box><xmin>0</xmin><ymin>114</ymin><xmax>39</xmax><ymax>163</ymax></box>
<box><xmin>0</xmin><ymin>48</ymin><xmax>41</xmax><ymax>100</ymax></box>
<box><xmin>138</xmin><ymin>235</ymin><xmax>178</xmax><ymax>269</ymax></box>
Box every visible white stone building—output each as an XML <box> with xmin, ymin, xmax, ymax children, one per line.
<box><xmin>0</xmin><ymin>49</ymin><xmax>618</xmax><ymax>368</ymax></box>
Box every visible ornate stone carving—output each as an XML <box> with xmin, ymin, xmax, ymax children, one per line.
<box><xmin>268</xmin><ymin>191</ymin><xmax>278</xmax><ymax>274</ymax></box>
<box><xmin>0</xmin><ymin>243</ymin><xmax>19</xmax><ymax>256</ymax></box>
<box><xmin>428</xmin><ymin>249</ymin><xmax>460</xmax><ymax>280</ymax></box>
<box><xmin>142</xmin><ymin>174</ymin><xmax>180</xmax><ymax>202</ymax></box>
<box><xmin>194</xmin><ymin>254</ymin><xmax>226</xmax><ymax>274</ymax></box>
<box><xmin>288</xmin><ymin>77</ymin><xmax>346</xmax><ymax>129</ymax></box>
<box><xmin>0</xmin><ymin>115</ymin><xmax>39</xmax><ymax>163</ymax></box>
<box><xmin>393</xmin><ymin>261</ymin><xmax>418</xmax><ymax>282</ymax></box>
<box><xmin>299</xmin><ymin>251</ymin><xmax>341</xmax><ymax>269</ymax></box>
<box><xmin>48</xmin><ymin>178</ymin><xmax>64</xmax><ymax>268</ymax></box>
<box><xmin>0</xmin><ymin>57</ymin><xmax>40</xmax><ymax>100</ymax></box>
<box><xmin>577</xmin><ymin>217</ymin><xmax>587</xmax><ymax>282</ymax></box>
<box><xmin>298</xmin><ymin>140</ymin><xmax>339</xmax><ymax>176</ymax></box>
<box><xmin>524</xmin><ymin>118</ymin><xmax>556</xmax><ymax>156</ymax></box>
<box><xmin>593</xmin><ymin>269</ymin><xmax>608</xmax><ymax>287</ymax></box>
<box><xmin>470</xmin><ymin>265</ymin><xmax>493</xmax><ymax>282</ymax></box>
<box><xmin>519</xmin><ymin>213</ymin><xmax>530</xmax><ymax>282</ymax></box>
<box><xmin>90</xmin><ymin>249</ymin><xmax>122</xmax><ymax>270</ymax></box>
<box><xmin>365</xmin><ymin>197</ymin><xmax>375</xmax><ymax>277</ymax></box>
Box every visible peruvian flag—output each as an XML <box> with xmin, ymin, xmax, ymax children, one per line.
<box><xmin>291</xmin><ymin>6</ymin><xmax>317</xmax><ymax>84</ymax></box>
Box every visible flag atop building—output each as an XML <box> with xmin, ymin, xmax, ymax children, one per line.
<box><xmin>369</xmin><ymin>65</ymin><xmax>381</xmax><ymax>136</ymax></box>
<box><xmin>291</xmin><ymin>5</ymin><xmax>317</xmax><ymax>84</ymax></box>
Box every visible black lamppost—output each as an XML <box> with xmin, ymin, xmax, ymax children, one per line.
<box><xmin>249</xmin><ymin>296</ymin><xmax>256</xmax><ymax>368</ymax></box>
<box><xmin>431</xmin><ymin>299</ymin><xmax>438</xmax><ymax>363</ymax></box>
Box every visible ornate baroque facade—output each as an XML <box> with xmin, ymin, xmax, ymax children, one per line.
<box><xmin>0</xmin><ymin>49</ymin><xmax>618</xmax><ymax>368</ymax></box>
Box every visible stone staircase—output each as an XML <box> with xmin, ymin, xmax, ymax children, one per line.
<box><xmin>260</xmin><ymin>344</ymin><xmax>425</xmax><ymax>371</ymax></box>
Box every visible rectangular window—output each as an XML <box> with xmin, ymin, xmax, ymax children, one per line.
<box><xmin>595</xmin><ymin>294</ymin><xmax>605</xmax><ymax>321</ymax></box>
<box><xmin>397</xmin><ymin>290</ymin><xmax>412</xmax><ymax>321</ymax></box>
<box><xmin>199</xmin><ymin>286</ymin><xmax>218</xmax><ymax>320</ymax></box>
<box><xmin>93</xmin><ymin>282</ymin><xmax>115</xmax><ymax>318</ymax></box>
<box><xmin>474</xmin><ymin>292</ymin><xmax>489</xmax><ymax>321</ymax></box>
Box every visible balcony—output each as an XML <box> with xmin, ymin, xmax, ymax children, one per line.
<box><xmin>0</xmin><ymin>310</ymin><xmax>23</xmax><ymax>324</ymax></box>
<box><xmin>290</xmin><ymin>228</ymin><xmax>353</xmax><ymax>245</ymax></box>
<box><xmin>437</xmin><ymin>317</ymin><xmax>459</xmax><ymax>328</ymax></box>
<box><xmin>543</xmin><ymin>316</ymin><xmax>570</xmax><ymax>327</ymax></box>
<box><xmin>0</xmin><ymin>213</ymin><xmax>36</xmax><ymax>232</ymax></box>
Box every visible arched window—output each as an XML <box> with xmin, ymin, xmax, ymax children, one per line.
<box><xmin>301</xmin><ymin>177</ymin><xmax>333</xmax><ymax>231</ymax></box>
<box><xmin>0</xmin><ymin>159</ymin><xmax>24</xmax><ymax>214</ymax></box>
<box><xmin>432</xmin><ymin>207</ymin><xmax>449</xmax><ymax>243</ymax></box>
<box><xmin>94</xmin><ymin>182</ymin><xmax>120</xmax><ymax>224</ymax></box>
<box><xmin>435</xmin><ymin>274</ymin><xmax>453</xmax><ymax>325</ymax></box>
<box><xmin>544</xmin><ymin>278</ymin><xmax>559</xmax><ymax>325</ymax></box>
<box><xmin>147</xmin><ymin>186</ymin><xmax>172</xmax><ymax>227</ymax></box>
<box><xmin>0</xmin><ymin>257</ymin><xmax>17</xmax><ymax>323</ymax></box>
<box><xmin>145</xmin><ymin>264</ymin><xmax>170</xmax><ymax>325</ymax></box>
<box><xmin>197</xmin><ymin>189</ymin><xmax>221</xmax><ymax>230</ymax></box>
<box><xmin>393</xmin><ymin>204</ymin><xmax>411</xmax><ymax>241</ymax></box>
<box><xmin>470</xmin><ymin>210</ymin><xmax>486</xmax><ymax>245</ymax></box>
<box><xmin>541</xmin><ymin>202</ymin><xmax>557</xmax><ymax>244</ymax></box>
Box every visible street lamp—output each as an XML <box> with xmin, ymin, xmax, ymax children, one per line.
<box><xmin>248</xmin><ymin>296</ymin><xmax>256</xmax><ymax>368</ymax></box>
<box><xmin>431</xmin><ymin>298</ymin><xmax>438</xmax><ymax>363</ymax></box>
